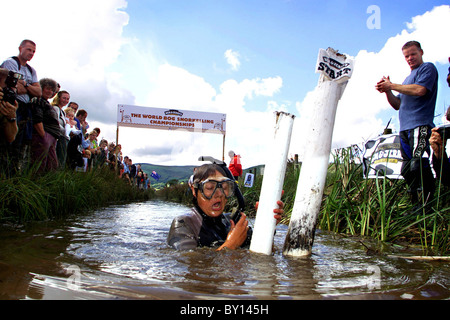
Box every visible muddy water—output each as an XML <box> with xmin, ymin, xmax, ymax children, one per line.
<box><xmin>0</xmin><ymin>200</ymin><xmax>448</xmax><ymax>300</ymax></box>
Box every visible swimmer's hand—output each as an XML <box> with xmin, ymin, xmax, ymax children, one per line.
<box><xmin>217</xmin><ymin>212</ymin><xmax>249</xmax><ymax>251</ymax></box>
<box><xmin>255</xmin><ymin>190</ymin><xmax>285</xmax><ymax>224</ymax></box>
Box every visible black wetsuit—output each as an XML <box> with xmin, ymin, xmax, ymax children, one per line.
<box><xmin>167</xmin><ymin>206</ymin><xmax>251</xmax><ymax>250</ymax></box>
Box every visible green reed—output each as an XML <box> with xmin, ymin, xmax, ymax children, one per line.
<box><xmin>156</xmin><ymin>182</ymin><xmax>192</xmax><ymax>204</ymax></box>
<box><xmin>151</xmin><ymin>149</ymin><xmax>449</xmax><ymax>254</ymax></box>
<box><xmin>318</xmin><ymin>146</ymin><xmax>449</xmax><ymax>255</ymax></box>
<box><xmin>0</xmin><ymin>165</ymin><xmax>155</xmax><ymax>223</ymax></box>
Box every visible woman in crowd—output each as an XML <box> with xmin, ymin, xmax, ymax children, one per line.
<box><xmin>51</xmin><ymin>90</ymin><xmax>70</xmax><ymax>168</ymax></box>
<box><xmin>167</xmin><ymin>163</ymin><xmax>284</xmax><ymax>251</ymax></box>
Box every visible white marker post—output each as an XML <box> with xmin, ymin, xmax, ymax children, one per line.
<box><xmin>250</xmin><ymin>111</ymin><xmax>295</xmax><ymax>255</ymax></box>
<box><xmin>283</xmin><ymin>48</ymin><xmax>354</xmax><ymax>257</ymax></box>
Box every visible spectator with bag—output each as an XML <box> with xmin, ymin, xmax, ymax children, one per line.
<box><xmin>1</xmin><ymin>40</ymin><xmax>41</xmax><ymax>172</ymax></box>
<box><xmin>429</xmin><ymin>60</ymin><xmax>450</xmax><ymax>187</ymax></box>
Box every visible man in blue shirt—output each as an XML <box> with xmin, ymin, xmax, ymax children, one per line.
<box><xmin>1</xmin><ymin>40</ymin><xmax>42</xmax><ymax>172</ymax></box>
<box><xmin>376</xmin><ymin>41</ymin><xmax>438</xmax><ymax>207</ymax></box>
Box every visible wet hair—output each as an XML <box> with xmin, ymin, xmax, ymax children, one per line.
<box><xmin>191</xmin><ymin>164</ymin><xmax>228</xmax><ymax>207</ymax></box>
<box><xmin>192</xmin><ymin>164</ymin><xmax>227</xmax><ymax>186</ymax></box>
<box><xmin>402</xmin><ymin>41</ymin><xmax>422</xmax><ymax>51</ymax></box>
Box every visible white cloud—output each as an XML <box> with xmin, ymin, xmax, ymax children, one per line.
<box><xmin>4</xmin><ymin>2</ymin><xmax>448</xmax><ymax>168</ymax></box>
<box><xmin>224</xmin><ymin>49</ymin><xmax>241</xmax><ymax>71</ymax></box>
<box><xmin>145</xmin><ymin>64</ymin><xmax>217</xmax><ymax>110</ymax></box>
<box><xmin>1</xmin><ymin>0</ymin><xmax>131</xmax><ymax>125</ymax></box>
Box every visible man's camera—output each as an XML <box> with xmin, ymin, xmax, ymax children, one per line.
<box><xmin>437</xmin><ymin>124</ymin><xmax>450</xmax><ymax>140</ymax></box>
<box><xmin>1</xmin><ymin>71</ymin><xmax>22</xmax><ymax>105</ymax></box>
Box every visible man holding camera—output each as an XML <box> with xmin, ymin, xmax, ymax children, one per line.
<box><xmin>376</xmin><ymin>41</ymin><xmax>438</xmax><ymax>207</ymax></box>
<box><xmin>0</xmin><ymin>68</ymin><xmax>18</xmax><ymax>143</ymax></box>
<box><xmin>1</xmin><ymin>39</ymin><xmax>41</xmax><ymax>171</ymax></box>
<box><xmin>0</xmin><ymin>68</ymin><xmax>19</xmax><ymax>177</ymax></box>
<box><xmin>429</xmin><ymin>59</ymin><xmax>450</xmax><ymax>187</ymax></box>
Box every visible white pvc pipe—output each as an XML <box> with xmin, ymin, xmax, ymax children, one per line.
<box><xmin>250</xmin><ymin>111</ymin><xmax>295</xmax><ymax>255</ymax></box>
<box><xmin>283</xmin><ymin>48</ymin><xmax>353</xmax><ymax>257</ymax></box>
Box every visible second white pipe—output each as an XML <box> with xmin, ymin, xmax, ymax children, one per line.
<box><xmin>250</xmin><ymin>111</ymin><xmax>295</xmax><ymax>255</ymax></box>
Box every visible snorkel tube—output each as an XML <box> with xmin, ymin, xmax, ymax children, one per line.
<box><xmin>198</xmin><ymin>156</ymin><xmax>245</xmax><ymax>223</ymax></box>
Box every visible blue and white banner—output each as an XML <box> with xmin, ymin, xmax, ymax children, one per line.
<box><xmin>117</xmin><ymin>104</ymin><xmax>226</xmax><ymax>135</ymax></box>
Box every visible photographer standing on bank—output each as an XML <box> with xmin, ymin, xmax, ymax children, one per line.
<box><xmin>1</xmin><ymin>40</ymin><xmax>41</xmax><ymax>172</ymax></box>
<box><xmin>0</xmin><ymin>68</ymin><xmax>19</xmax><ymax>177</ymax></box>
<box><xmin>376</xmin><ymin>41</ymin><xmax>438</xmax><ymax>208</ymax></box>
<box><xmin>0</xmin><ymin>68</ymin><xmax>19</xmax><ymax>143</ymax></box>
<box><xmin>429</xmin><ymin>59</ymin><xmax>450</xmax><ymax>187</ymax></box>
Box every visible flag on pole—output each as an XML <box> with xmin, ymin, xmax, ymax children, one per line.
<box><xmin>151</xmin><ymin>171</ymin><xmax>161</xmax><ymax>181</ymax></box>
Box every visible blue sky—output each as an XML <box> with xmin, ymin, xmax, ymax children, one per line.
<box><xmin>2</xmin><ymin>1</ymin><xmax>450</xmax><ymax>167</ymax></box>
<box><xmin>119</xmin><ymin>0</ymin><xmax>448</xmax><ymax>106</ymax></box>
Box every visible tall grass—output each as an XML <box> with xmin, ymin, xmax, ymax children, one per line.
<box><xmin>156</xmin><ymin>182</ymin><xmax>192</xmax><ymax>204</ymax></box>
<box><xmin>0</xmin><ymin>166</ymin><xmax>155</xmax><ymax>223</ymax></box>
<box><xmin>319</xmin><ymin>146</ymin><xmax>449</xmax><ymax>255</ymax></box>
<box><xmin>151</xmin><ymin>150</ymin><xmax>449</xmax><ymax>254</ymax></box>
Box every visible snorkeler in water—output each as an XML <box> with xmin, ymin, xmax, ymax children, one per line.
<box><xmin>167</xmin><ymin>163</ymin><xmax>284</xmax><ymax>251</ymax></box>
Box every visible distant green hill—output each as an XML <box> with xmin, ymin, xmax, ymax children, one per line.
<box><xmin>138</xmin><ymin>163</ymin><xmax>265</xmax><ymax>188</ymax></box>
<box><xmin>139</xmin><ymin>163</ymin><xmax>196</xmax><ymax>187</ymax></box>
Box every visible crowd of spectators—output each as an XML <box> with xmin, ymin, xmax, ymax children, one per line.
<box><xmin>0</xmin><ymin>39</ymin><xmax>150</xmax><ymax>190</ymax></box>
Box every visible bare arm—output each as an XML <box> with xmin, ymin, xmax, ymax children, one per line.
<box><xmin>17</xmin><ymin>80</ymin><xmax>42</xmax><ymax>98</ymax></box>
<box><xmin>376</xmin><ymin>76</ymin><xmax>426</xmax><ymax>111</ymax></box>
<box><xmin>384</xmin><ymin>90</ymin><xmax>401</xmax><ymax>110</ymax></box>
<box><xmin>389</xmin><ymin>83</ymin><xmax>427</xmax><ymax>96</ymax></box>
<box><xmin>217</xmin><ymin>213</ymin><xmax>249</xmax><ymax>251</ymax></box>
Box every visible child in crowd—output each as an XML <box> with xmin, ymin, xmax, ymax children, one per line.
<box><xmin>64</xmin><ymin>107</ymin><xmax>80</xmax><ymax>136</ymax></box>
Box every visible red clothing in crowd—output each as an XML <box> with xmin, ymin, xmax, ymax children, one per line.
<box><xmin>229</xmin><ymin>154</ymin><xmax>242</xmax><ymax>178</ymax></box>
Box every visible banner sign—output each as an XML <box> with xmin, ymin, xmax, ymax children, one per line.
<box><xmin>362</xmin><ymin>134</ymin><xmax>403</xmax><ymax>179</ymax></box>
<box><xmin>117</xmin><ymin>104</ymin><xmax>226</xmax><ymax>135</ymax></box>
<box><xmin>316</xmin><ymin>48</ymin><xmax>354</xmax><ymax>82</ymax></box>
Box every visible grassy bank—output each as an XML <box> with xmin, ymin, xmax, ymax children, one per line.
<box><xmin>320</xmin><ymin>147</ymin><xmax>449</xmax><ymax>255</ymax></box>
<box><xmin>0</xmin><ymin>167</ymin><xmax>155</xmax><ymax>222</ymax></box>
<box><xmin>158</xmin><ymin>150</ymin><xmax>449</xmax><ymax>255</ymax></box>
